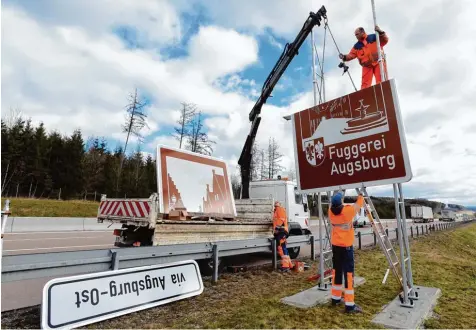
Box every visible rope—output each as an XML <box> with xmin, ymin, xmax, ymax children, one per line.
<box><xmin>313</xmin><ymin>42</ymin><xmax>323</xmax><ymax>104</ymax></box>
<box><xmin>325</xmin><ymin>20</ymin><xmax>358</xmax><ymax>92</ymax></box>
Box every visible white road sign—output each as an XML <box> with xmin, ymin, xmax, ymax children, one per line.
<box><xmin>41</xmin><ymin>260</ymin><xmax>203</xmax><ymax>329</ymax></box>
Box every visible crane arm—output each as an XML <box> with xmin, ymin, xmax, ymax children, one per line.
<box><xmin>238</xmin><ymin>5</ymin><xmax>327</xmax><ymax>199</ymax></box>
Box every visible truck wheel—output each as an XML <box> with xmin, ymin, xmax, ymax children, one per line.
<box><xmin>288</xmin><ymin>246</ymin><xmax>300</xmax><ymax>259</ymax></box>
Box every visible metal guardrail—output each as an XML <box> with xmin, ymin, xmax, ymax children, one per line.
<box><xmin>2</xmin><ymin>212</ymin><xmax>473</xmax><ymax>284</ymax></box>
<box><xmin>2</xmin><ymin>235</ymin><xmax>320</xmax><ymax>284</ymax></box>
<box><xmin>353</xmin><ymin>219</ymin><xmax>475</xmax><ymax>250</ymax></box>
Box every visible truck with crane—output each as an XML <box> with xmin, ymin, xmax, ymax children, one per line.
<box><xmin>96</xmin><ymin>6</ymin><xmax>328</xmax><ymax>265</ymax></box>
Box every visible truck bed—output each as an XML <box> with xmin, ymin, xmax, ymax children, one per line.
<box><xmin>153</xmin><ymin>198</ymin><xmax>274</xmax><ymax>245</ymax></box>
<box><xmin>98</xmin><ymin>195</ymin><xmax>275</xmax><ymax>245</ymax></box>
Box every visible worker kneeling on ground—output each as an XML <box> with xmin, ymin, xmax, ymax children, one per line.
<box><xmin>329</xmin><ymin>191</ymin><xmax>364</xmax><ymax>313</ymax></box>
<box><xmin>273</xmin><ymin>201</ymin><xmax>294</xmax><ymax>271</ymax></box>
<box><xmin>339</xmin><ymin>25</ymin><xmax>389</xmax><ymax>89</ymax></box>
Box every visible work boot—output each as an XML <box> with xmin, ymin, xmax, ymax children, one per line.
<box><xmin>279</xmin><ymin>267</ymin><xmax>290</xmax><ymax>273</ymax></box>
<box><xmin>331</xmin><ymin>299</ymin><xmax>343</xmax><ymax>306</ymax></box>
<box><xmin>345</xmin><ymin>304</ymin><xmax>363</xmax><ymax>314</ymax></box>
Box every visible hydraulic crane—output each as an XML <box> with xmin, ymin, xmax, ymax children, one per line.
<box><xmin>238</xmin><ymin>5</ymin><xmax>327</xmax><ymax>198</ymax></box>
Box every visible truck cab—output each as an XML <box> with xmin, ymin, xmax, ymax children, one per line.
<box><xmin>247</xmin><ymin>177</ymin><xmax>310</xmax><ymax>258</ymax></box>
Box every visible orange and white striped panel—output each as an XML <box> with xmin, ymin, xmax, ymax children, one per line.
<box><xmin>98</xmin><ymin>200</ymin><xmax>150</xmax><ymax>218</ymax></box>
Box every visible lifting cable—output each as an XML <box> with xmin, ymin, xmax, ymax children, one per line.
<box><xmin>313</xmin><ymin>43</ymin><xmax>323</xmax><ymax>104</ymax></box>
<box><xmin>324</xmin><ymin>19</ymin><xmax>358</xmax><ymax>92</ymax></box>
<box><xmin>321</xmin><ymin>24</ymin><xmax>327</xmax><ymax>102</ymax></box>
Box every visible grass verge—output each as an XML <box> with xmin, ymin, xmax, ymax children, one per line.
<box><xmin>2</xmin><ymin>223</ymin><xmax>476</xmax><ymax>329</ymax></box>
<box><xmin>0</xmin><ymin>198</ymin><xmax>99</xmax><ymax>217</ymax></box>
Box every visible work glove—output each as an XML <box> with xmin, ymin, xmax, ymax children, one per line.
<box><xmin>339</xmin><ymin>53</ymin><xmax>345</xmax><ymax>60</ymax></box>
<box><xmin>375</xmin><ymin>25</ymin><xmax>384</xmax><ymax>34</ymax></box>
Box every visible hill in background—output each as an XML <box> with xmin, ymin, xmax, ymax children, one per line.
<box><xmin>307</xmin><ymin>195</ymin><xmax>468</xmax><ymax>219</ymax></box>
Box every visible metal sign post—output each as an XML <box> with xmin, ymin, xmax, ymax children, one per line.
<box><xmin>1</xmin><ymin>199</ymin><xmax>11</xmax><ymax>256</ymax></box>
<box><xmin>310</xmin><ymin>28</ymin><xmax>333</xmax><ymax>290</ymax></box>
<box><xmin>371</xmin><ymin>0</ymin><xmax>387</xmax><ymax>81</ymax></box>
<box><xmin>355</xmin><ymin>0</ymin><xmax>416</xmax><ymax>308</ymax></box>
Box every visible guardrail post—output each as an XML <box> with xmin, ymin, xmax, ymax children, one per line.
<box><xmin>110</xmin><ymin>250</ymin><xmax>119</xmax><ymax>270</ymax></box>
<box><xmin>373</xmin><ymin>231</ymin><xmax>377</xmax><ymax>246</ymax></box>
<box><xmin>310</xmin><ymin>235</ymin><xmax>316</xmax><ymax>260</ymax></box>
<box><xmin>271</xmin><ymin>239</ymin><xmax>277</xmax><ymax>270</ymax></box>
<box><xmin>410</xmin><ymin>226</ymin><xmax>414</xmax><ymax>238</ymax></box>
<box><xmin>416</xmin><ymin>226</ymin><xmax>419</xmax><ymax>237</ymax></box>
<box><xmin>426</xmin><ymin>225</ymin><xmax>429</xmax><ymax>235</ymax></box>
<box><xmin>358</xmin><ymin>232</ymin><xmax>362</xmax><ymax>250</ymax></box>
<box><xmin>212</xmin><ymin>244</ymin><xmax>219</xmax><ymax>283</ymax></box>
<box><xmin>395</xmin><ymin>227</ymin><xmax>399</xmax><ymax>241</ymax></box>
<box><xmin>421</xmin><ymin>225</ymin><xmax>424</xmax><ymax>235</ymax></box>
<box><xmin>385</xmin><ymin>228</ymin><xmax>389</xmax><ymax>239</ymax></box>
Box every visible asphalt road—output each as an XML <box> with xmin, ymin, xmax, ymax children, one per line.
<box><xmin>1</xmin><ymin>219</ymin><xmax>445</xmax><ymax>311</ymax></box>
<box><xmin>2</xmin><ymin>231</ymin><xmax>115</xmax><ymax>256</ymax></box>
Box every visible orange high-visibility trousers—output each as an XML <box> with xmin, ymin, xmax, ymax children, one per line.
<box><xmin>361</xmin><ymin>62</ymin><xmax>388</xmax><ymax>89</ymax></box>
<box><xmin>331</xmin><ymin>245</ymin><xmax>356</xmax><ymax>311</ymax></box>
<box><xmin>275</xmin><ymin>232</ymin><xmax>293</xmax><ymax>269</ymax></box>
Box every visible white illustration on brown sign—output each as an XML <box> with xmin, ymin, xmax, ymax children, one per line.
<box><xmin>302</xmin><ymin>86</ymin><xmax>389</xmax><ymax>168</ymax></box>
<box><xmin>156</xmin><ymin>145</ymin><xmax>237</xmax><ymax>216</ymax></box>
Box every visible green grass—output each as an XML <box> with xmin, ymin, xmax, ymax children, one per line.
<box><xmin>1</xmin><ymin>197</ymin><xmax>100</xmax><ymax>217</ymax></box>
<box><xmin>2</xmin><ymin>223</ymin><xmax>475</xmax><ymax>329</ymax></box>
<box><xmin>93</xmin><ymin>222</ymin><xmax>476</xmax><ymax>329</ymax></box>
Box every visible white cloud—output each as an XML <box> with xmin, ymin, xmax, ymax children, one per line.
<box><xmin>2</xmin><ymin>0</ymin><xmax>476</xmax><ymax>205</ymax></box>
<box><xmin>187</xmin><ymin>26</ymin><xmax>258</xmax><ymax>82</ymax></box>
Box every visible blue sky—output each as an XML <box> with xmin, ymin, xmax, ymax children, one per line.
<box><xmin>2</xmin><ymin>0</ymin><xmax>476</xmax><ymax>206</ymax></box>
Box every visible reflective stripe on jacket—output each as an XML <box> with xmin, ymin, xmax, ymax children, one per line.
<box><xmin>344</xmin><ymin>32</ymin><xmax>389</xmax><ymax>67</ymax></box>
<box><xmin>329</xmin><ymin>195</ymin><xmax>364</xmax><ymax>247</ymax></box>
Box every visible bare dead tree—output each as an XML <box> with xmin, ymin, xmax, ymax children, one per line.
<box><xmin>186</xmin><ymin>111</ymin><xmax>216</xmax><ymax>156</ymax></box>
<box><xmin>260</xmin><ymin>149</ymin><xmax>267</xmax><ymax>180</ymax></box>
<box><xmin>267</xmin><ymin>137</ymin><xmax>284</xmax><ymax>179</ymax></box>
<box><xmin>2</xmin><ymin>107</ymin><xmax>23</xmax><ymax>129</ymax></box>
<box><xmin>230</xmin><ymin>169</ymin><xmax>242</xmax><ymax>199</ymax></box>
<box><xmin>287</xmin><ymin>166</ymin><xmax>296</xmax><ymax>181</ymax></box>
<box><xmin>172</xmin><ymin>102</ymin><xmax>197</xmax><ymax>148</ymax></box>
<box><xmin>116</xmin><ymin>88</ymin><xmax>148</xmax><ymax>194</ymax></box>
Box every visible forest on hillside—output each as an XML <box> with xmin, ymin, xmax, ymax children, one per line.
<box><xmin>0</xmin><ymin>102</ymin><xmax>290</xmax><ymax>201</ymax></box>
<box><xmin>1</xmin><ymin>117</ymin><xmax>157</xmax><ymax>200</ymax></box>
<box><xmin>0</xmin><ymin>100</ymin><xmax>457</xmax><ymax>218</ymax></box>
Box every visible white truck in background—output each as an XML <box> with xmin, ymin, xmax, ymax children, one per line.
<box><xmin>410</xmin><ymin>205</ymin><xmax>434</xmax><ymax>223</ymax></box>
<box><xmin>441</xmin><ymin>209</ymin><xmax>456</xmax><ymax>222</ymax></box>
<box><xmin>247</xmin><ymin>177</ymin><xmax>311</xmax><ymax>258</ymax></box>
<box><xmin>353</xmin><ymin>207</ymin><xmax>369</xmax><ymax>227</ymax></box>
<box><xmin>97</xmin><ymin>145</ymin><xmax>310</xmax><ymax>263</ymax></box>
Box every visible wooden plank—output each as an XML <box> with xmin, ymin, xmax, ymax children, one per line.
<box><xmin>235</xmin><ymin>204</ymin><xmax>273</xmax><ymax>213</ymax></box>
<box><xmin>235</xmin><ymin>212</ymin><xmax>273</xmax><ymax>220</ymax></box>
<box><xmin>155</xmin><ymin>223</ymin><xmax>272</xmax><ymax>234</ymax></box>
<box><xmin>155</xmin><ymin>220</ymin><xmax>271</xmax><ymax>225</ymax></box>
<box><xmin>154</xmin><ymin>222</ymin><xmax>273</xmax><ymax>245</ymax></box>
<box><xmin>186</xmin><ymin>211</ymin><xmax>235</xmax><ymax>219</ymax></box>
<box><xmin>234</xmin><ymin>198</ymin><xmax>274</xmax><ymax>206</ymax></box>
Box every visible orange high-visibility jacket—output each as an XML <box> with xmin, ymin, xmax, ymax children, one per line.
<box><xmin>343</xmin><ymin>32</ymin><xmax>389</xmax><ymax>68</ymax></box>
<box><xmin>329</xmin><ymin>195</ymin><xmax>364</xmax><ymax>247</ymax></box>
<box><xmin>273</xmin><ymin>205</ymin><xmax>288</xmax><ymax>233</ymax></box>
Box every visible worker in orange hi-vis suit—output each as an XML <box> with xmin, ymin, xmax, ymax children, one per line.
<box><xmin>273</xmin><ymin>201</ymin><xmax>294</xmax><ymax>271</ymax></box>
<box><xmin>339</xmin><ymin>26</ymin><xmax>389</xmax><ymax>89</ymax></box>
<box><xmin>329</xmin><ymin>191</ymin><xmax>364</xmax><ymax>313</ymax></box>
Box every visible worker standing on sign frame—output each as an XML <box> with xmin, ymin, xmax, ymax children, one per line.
<box><xmin>329</xmin><ymin>191</ymin><xmax>364</xmax><ymax>313</ymax></box>
<box><xmin>339</xmin><ymin>26</ymin><xmax>389</xmax><ymax>89</ymax></box>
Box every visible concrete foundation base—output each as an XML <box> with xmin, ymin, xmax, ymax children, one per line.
<box><xmin>372</xmin><ymin>286</ymin><xmax>441</xmax><ymax>329</ymax></box>
<box><xmin>281</xmin><ymin>276</ymin><xmax>366</xmax><ymax>308</ymax></box>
